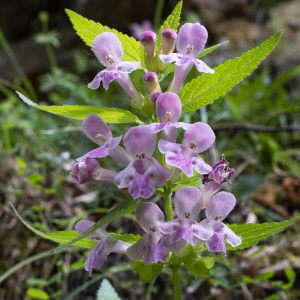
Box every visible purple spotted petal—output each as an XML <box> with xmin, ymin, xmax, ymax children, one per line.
<box><xmin>191</xmin><ymin>222</ymin><xmax>214</xmax><ymax>241</ymax></box>
<box><xmin>206</xmin><ymin>232</ymin><xmax>227</xmax><ymax>255</ymax></box>
<box><xmin>206</xmin><ymin>192</ymin><xmax>236</xmax><ymax>221</ymax></box>
<box><xmin>193</xmin><ymin>58</ymin><xmax>214</xmax><ymax>74</ymax></box>
<box><xmin>135</xmin><ymin>202</ymin><xmax>164</xmax><ymax>234</ymax></box>
<box><xmin>85</xmin><ymin>245</ymin><xmax>106</xmax><ymax>276</ymax></box>
<box><xmin>75</xmin><ymin>220</ymin><xmax>107</xmax><ymax>239</ymax></box>
<box><xmin>102</xmin><ymin>70</ymin><xmax>120</xmax><ymax>90</ymax></box>
<box><xmin>92</xmin><ymin>33</ymin><xmax>123</xmax><ymax>67</ymax></box>
<box><xmin>170</xmin><ymin>224</ymin><xmax>195</xmax><ymax>246</ymax></box>
<box><xmin>123</xmin><ymin>125</ymin><xmax>156</xmax><ymax>157</ymax></box>
<box><xmin>82</xmin><ymin>114</ymin><xmax>112</xmax><ymax>145</ymax></box>
<box><xmin>126</xmin><ymin>235</ymin><xmax>148</xmax><ymax>261</ymax></box>
<box><xmin>76</xmin><ymin>136</ymin><xmax>122</xmax><ymax>161</ymax></box>
<box><xmin>174</xmin><ymin>186</ymin><xmax>202</xmax><ymax>219</ymax></box>
<box><xmin>183</xmin><ymin>122</ymin><xmax>215</xmax><ymax>153</ymax></box>
<box><xmin>114</xmin><ymin>157</ymin><xmax>171</xmax><ymax>199</ymax></box>
<box><xmin>176</xmin><ymin>23</ymin><xmax>208</xmax><ymax>57</ymax></box>
<box><xmin>116</xmin><ymin>61</ymin><xmax>140</xmax><ymax>73</ymax></box>
<box><xmin>156</xmin><ymin>92</ymin><xmax>182</xmax><ymax>123</ymax></box>
<box><xmin>143</xmin><ymin>242</ymin><xmax>169</xmax><ymax>265</ymax></box>
<box><xmin>88</xmin><ymin>71</ymin><xmax>105</xmax><ymax>90</ymax></box>
<box><xmin>158</xmin><ymin>140</ymin><xmax>194</xmax><ymax>177</ymax></box>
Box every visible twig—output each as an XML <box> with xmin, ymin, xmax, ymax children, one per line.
<box><xmin>211</xmin><ymin>123</ymin><xmax>300</xmax><ymax>132</ymax></box>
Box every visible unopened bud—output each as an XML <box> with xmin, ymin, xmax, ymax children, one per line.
<box><xmin>141</xmin><ymin>31</ymin><xmax>157</xmax><ymax>59</ymax></box>
<box><xmin>161</xmin><ymin>29</ymin><xmax>177</xmax><ymax>55</ymax></box>
<box><xmin>143</xmin><ymin>72</ymin><xmax>160</xmax><ymax>93</ymax></box>
<box><xmin>150</xmin><ymin>91</ymin><xmax>162</xmax><ymax>104</ymax></box>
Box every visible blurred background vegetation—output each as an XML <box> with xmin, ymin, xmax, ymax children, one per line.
<box><xmin>0</xmin><ymin>0</ymin><xmax>299</xmax><ymax>299</ymax></box>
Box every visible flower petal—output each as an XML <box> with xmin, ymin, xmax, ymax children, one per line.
<box><xmin>116</xmin><ymin>61</ymin><xmax>140</xmax><ymax>73</ymax></box>
<box><xmin>158</xmin><ymin>140</ymin><xmax>194</xmax><ymax>177</ymax></box>
<box><xmin>143</xmin><ymin>242</ymin><xmax>168</xmax><ymax>265</ymax></box>
<box><xmin>88</xmin><ymin>71</ymin><xmax>105</xmax><ymax>90</ymax></box>
<box><xmin>191</xmin><ymin>154</ymin><xmax>212</xmax><ymax>175</ymax></box>
<box><xmin>136</xmin><ymin>202</ymin><xmax>165</xmax><ymax>233</ymax></box>
<box><xmin>206</xmin><ymin>232</ymin><xmax>227</xmax><ymax>255</ymax></box>
<box><xmin>123</xmin><ymin>125</ymin><xmax>156</xmax><ymax>157</ymax></box>
<box><xmin>191</xmin><ymin>222</ymin><xmax>214</xmax><ymax>241</ymax></box>
<box><xmin>159</xmin><ymin>53</ymin><xmax>183</xmax><ymax>64</ymax></box>
<box><xmin>148</xmin><ymin>122</ymin><xmax>191</xmax><ymax>133</ymax></box>
<box><xmin>147</xmin><ymin>157</ymin><xmax>172</xmax><ymax>187</ymax></box>
<box><xmin>170</xmin><ymin>224</ymin><xmax>195</xmax><ymax>246</ymax></box>
<box><xmin>126</xmin><ymin>235</ymin><xmax>148</xmax><ymax>261</ymax></box>
<box><xmin>75</xmin><ymin>220</ymin><xmax>107</xmax><ymax>239</ymax></box>
<box><xmin>102</xmin><ymin>70</ymin><xmax>120</xmax><ymax>90</ymax></box>
<box><xmin>183</xmin><ymin>122</ymin><xmax>215</xmax><ymax>153</ymax></box>
<box><xmin>156</xmin><ymin>92</ymin><xmax>182</xmax><ymax>123</ymax></box>
<box><xmin>174</xmin><ymin>186</ymin><xmax>203</xmax><ymax>219</ymax></box>
<box><xmin>102</xmin><ymin>235</ymin><xmax>118</xmax><ymax>255</ymax></box>
<box><xmin>76</xmin><ymin>136</ymin><xmax>122</xmax><ymax>161</ymax></box>
<box><xmin>193</xmin><ymin>58</ymin><xmax>214</xmax><ymax>74</ymax></box>
<box><xmin>85</xmin><ymin>245</ymin><xmax>106</xmax><ymax>276</ymax></box>
<box><xmin>176</xmin><ymin>23</ymin><xmax>208</xmax><ymax>57</ymax></box>
<box><xmin>218</xmin><ymin>223</ymin><xmax>242</xmax><ymax>248</ymax></box>
<box><xmin>92</xmin><ymin>33</ymin><xmax>123</xmax><ymax>67</ymax></box>
<box><xmin>157</xmin><ymin>219</ymin><xmax>180</xmax><ymax>234</ymax></box>
<box><xmin>82</xmin><ymin>114</ymin><xmax>112</xmax><ymax>145</ymax></box>
<box><xmin>206</xmin><ymin>192</ymin><xmax>236</xmax><ymax>221</ymax></box>
<box><xmin>161</xmin><ymin>235</ymin><xmax>186</xmax><ymax>253</ymax></box>
<box><xmin>112</xmin><ymin>241</ymin><xmax>132</xmax><ymax>254</ymax></box>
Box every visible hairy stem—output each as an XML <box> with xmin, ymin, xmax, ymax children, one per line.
<box><xmin>164</xmin><ymin>192</ymin><xmax>173</xmax><ymax>221</ymax></box>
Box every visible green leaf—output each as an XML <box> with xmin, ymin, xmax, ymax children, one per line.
<box><xmin>227</xmin><ymin>213</ymin><xmax>300</xmax><ymax>251</ymax></box>
<box><xmin>10</xmin><ymin>203</ymin><xmax>97</xmax><ymax>248</ymax></box>
<box><xmin>130</xmin><ymin>261</ymin><xmax>163</xmax><ymax>283</ymax></box>
<box><xmin>65</xmin><ymin>9</ymin><xmax>145</xmax><ymax>70</ymax></box>
<box><xmin>26</xmin><ymin>288</ymin><xmax>49</xmax><ymax>300</ymax></box>
<box><xmin>96</xmin><ymin>279</ymin><xmax>121</xmax><ymax>300</ymax></box>
<box><xmin>181</xmin><ymin>31</ymin><xmax>282</xmax><ymax>112</ymax></box>
<box><xmin>109</xmin><ymin>233</ymin><xmax>141</xmax><ymax>244</ymax></box>
<box><xmin>159</xmin><ymin>42</ymin><xmax>227</xmax><ymax>82</ymax></box>
<box><xmin>157</xmin><ymin>1</ymin><xmax>182</xmax><ymax>50</ymax></box>
<box><xmin>50</xmin><ymin>197</ymin><xmax>147</xmax><ymax>253</ymax></box>
<box><xmin>185</xmin><ymin>259</ymin><xmax>211</xmax><ymax>279</ymax></box>
<box><xmin>17</xmin><ymin>92</ymin><xmax>144</xmax><ymax>124</ymax></box>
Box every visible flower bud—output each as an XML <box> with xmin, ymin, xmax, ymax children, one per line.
<box><xmin>150</xmin><ymin>91</ymin><xmax>162</xmax><ymax>104</ymax></box>
<box><xmin>143</xmin><ymin>72</ymin><xmax>160</xmax><ymax>93</ymax></box>
<box><xmin>161</xmin><ymin>29</ymin><xmax>177</xmax><ymax>55</ymax></box>
<box><xmin>141</xmin><ymin>31</ymin><xmax>157</xmax><ymax>59</ymax></box>
<box><xmin>69</xmin><ymin>158</ymin><xmax>117</xmax><ymax>184</ymax></box>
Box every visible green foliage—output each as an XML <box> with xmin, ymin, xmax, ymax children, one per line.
<box><xmin>17</xmin><ymin>92</ymin><xmax>144</xmax><ymax>124</ymax></box>
<box><xmin>227</xmin><ymin>213</ymin><xmax>300</xmax><ymax>250</ymax></box>
<box><xmin>96</xmin><ymin>279</ymin><xmax>121</xmax><ymax>300</ymax></box>
<box><xmin>130</xmin><ymin>261</ymin><xmax>163</xmax><ymax>283</ymax></box>
<box><xmin>26</xmin><ymin>288</ymin><xmax>49</xmax><ymax>300</ymax></box>
<box><xmin>159</xmin><ymin>42</ymin><xmax>227</xmax><ymax>82</ymax></box>
<box><xmin>109</xmin><ymin>233</ymin><xmax>141</xmax><ymax>244</ymax></box>
<box><xmin>50</xmin><ymin>197</ymin><xmax>147</xmax><ymax>253</ymax></box>
<box><xmin>185</xmin><ymin>257</ymin><xmax>215</xmax><ymax>279</ymax></box>
<box><xmin>65</xmin><ymin>9</ymin><xmax>145</xmax><ymax>70</ymax></box>
<box><xmin>181</xmin><ymin>31</ymin><xmax>282</xmax><ymax>112</ymax></box>
<box><xmin>156</xmin><ymin>1</ymin><xmax>182</xmax><ymax>50</ymax></box>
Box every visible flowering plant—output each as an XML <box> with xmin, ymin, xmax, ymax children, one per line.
<box><xmin>13</xmin><ymin>2</ymin><xmax>300</xmax><ymax>299</ymax></box>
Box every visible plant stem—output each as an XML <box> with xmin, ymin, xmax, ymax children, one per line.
<box><xmin>164</xmin><ymin>192</ymin><xmax>182</xmax><ymax>299</ymax></box>
<box><xmin>172</xmin><ymin>265</ymin><xmax>182</xmax><ymax>300</ymax></box>
<box><xmin>164</xmin><ymin>192</ymin><xmax>173</xmax><ymax>221</ymax></box>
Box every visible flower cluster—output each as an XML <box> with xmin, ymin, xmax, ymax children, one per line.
<box><xmin>70</xmin><ymin>22</ymin><xmax>242</xmax><ymax>275</ymax></box>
